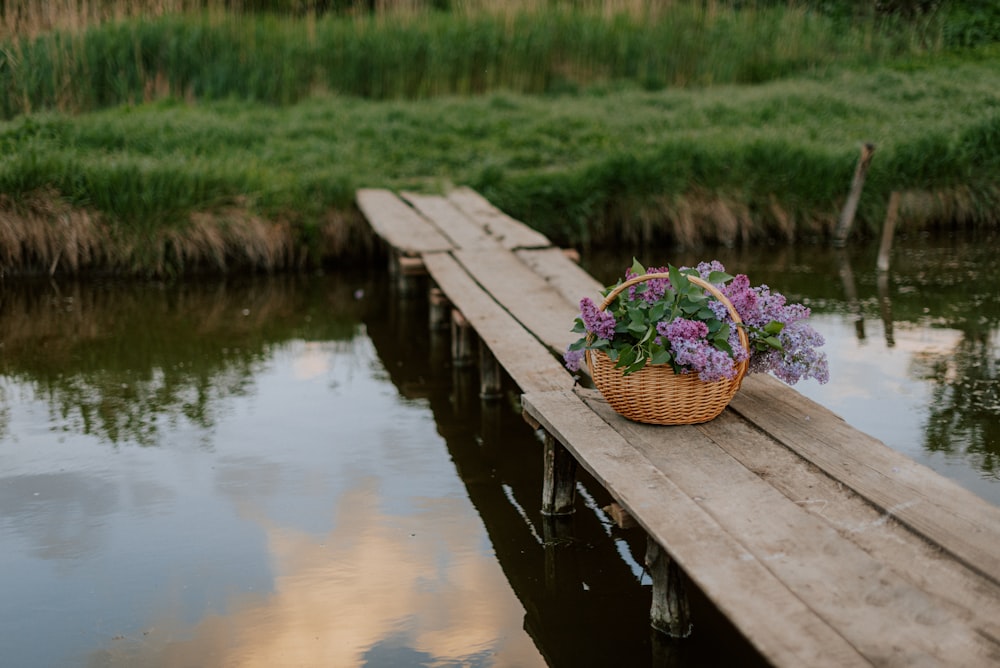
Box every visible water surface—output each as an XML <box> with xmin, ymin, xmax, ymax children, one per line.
<box><xmin>0</xmin><ymin>273</ymin><xmax>759</xmax><ymax>667</ymax></box>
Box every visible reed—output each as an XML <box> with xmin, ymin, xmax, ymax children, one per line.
<box><xmin>0</xmin><ymin>4</ymin><xmax>944</xmax><ymax>119</ymax></box>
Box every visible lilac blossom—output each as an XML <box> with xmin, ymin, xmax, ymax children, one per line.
<box><xmin>625</xmin><ymin>266</ymin><xmax>671</xmax><ymax>303</ymax></box>
<box><xmin>657</xmin><ymin>318</ymin><xmax>740</xmax><ymax>382</ymax></box>
<box><xmin>579</xmin><ymin>297</ymin><xmax>616</xmax><ymax>341</ymax></box>
<box><xmin>563</xmin><ymin>348</ymin><xmax>586</xmax><ymax>373</ymax></box>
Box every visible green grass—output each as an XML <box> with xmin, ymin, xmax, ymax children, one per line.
<box><xmin>3</xmin><ymin>57</ymin><xmax>998</xmax><ymax>267</ymax></box>
<box><xmin>1</xmin><ymin>4</ymin><xmax>999</xmax><ymax>274</ymax></box>
<box><xmin>0</xmin><ymin>6</ymin><xmax>947</xmax><ymax>119</ymax></box>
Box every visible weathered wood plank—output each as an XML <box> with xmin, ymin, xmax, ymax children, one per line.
<box><xmin>697</xmin><ymin>403</ymin><xmax>1000</xmax><ymax>645</ymax></box>
<box><xmin>730</xmin><ymin>373</ymin><xmax>1000</xmax><ymax>588</ymax></box>
<box><xmin>421</xmin><ymin>253</ymin><xmax>573</xmax><ymax>394</ymax></box>
<box><xmin>447</xmin><ymin>186</ymin><xmax>551</xmax><ymax>250</ymax></box>
<box><xmin>400</xmin><ymin>191</ymin><xmax>498</xmax><ymax>250</ymax></box>
<box><xmin>452</xmin><ymin>249</ymin><xmax>582</xmax><ymax>356</ymax></box>
<box><xmin>581</xmin><ymin>392</ymin><xmax>1000</xmax><ymax>667</ymax></box>
<box><xmin>356</xmin><ymin>188</ymin><xmax>453</xmax><ymax>255</ymax></box>
<box><xmin>514</xmin><ymin>247</ymin><xmax>605</xmax><ymax>308</ymax></box>
<box><xmin>521</xmin><ymin>389</ymin><xmax>870</xmax><ymax>668</ymax></box>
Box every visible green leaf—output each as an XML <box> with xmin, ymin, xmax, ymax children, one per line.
<box><xmin>650</xmin><ymin>347</ymin><xmax>671</xmax><ymax>365</ymax></box>
<box><xmin>649</xmin><ymin>302</ymin><xmax>667</xmax><ymax>321</ymax></box>
<box><xmin>631</xmin><ymin>257</ymin><xmax>646</xmax><ymax>276</ymax></box>
<box><xmin>707</xmin><ymin>270</ymin><xmax>733</xmax><ymax>284</ymax></box>
<box><xmin>764</xmin><ymin>320</ymin><xmax>785</xmax><ymax>335</ymax></box>
<box><xmin>764</xmin><ymin>336</ymin><xmax>783</xmax><ymax>350</ymax></box>
<box><xmin>568</xmin><ymin>338</ymin><xmax>588</xmax><ymax>351</ymax></box>
<box><xmin>571</xmin><ymin>319</ymin><xmax>586</xmax><ymax>334</ymax></box>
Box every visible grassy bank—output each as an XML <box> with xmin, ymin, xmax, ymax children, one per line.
<box><xmin>1</xmin><ymin>4</ymin><xmax>998</xmax><ymax>275</ymax></box>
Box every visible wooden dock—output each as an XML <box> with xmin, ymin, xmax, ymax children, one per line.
<box><xmin>356</xmin><ymin>187</ymin><xmax>1000</xmax><ymax>667</ymax></box>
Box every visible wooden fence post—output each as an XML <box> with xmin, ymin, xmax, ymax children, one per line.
<box><xmin>832</xmin><ymin>143</ymin><xmax>876</xmax><ymax>247</ymax></box>
<box><xmin>646</xmin><ymin>537</ymin><xmax>692</xmax><ymax>638</ymax></box>
<box><xmin>541</xmin><ymin>431</ymin><xmax>577</xmax><ymax>516</ymax></box>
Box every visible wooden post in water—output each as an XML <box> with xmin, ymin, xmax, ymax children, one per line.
<box><xmin>646</xmin><ymin>537</ymin><xmax>692</xmax><ymax>638</ymax></box>
<box><xmin>428</xmin><ymin>286</ymin><xmax>451</xmax><ymax>331</ymax></box>
<box><xmin>541</xmin><ymin>431</ymin><xmax>577</xmax><ymax>516</ymax></box>
<box><xmin>832</xmin><ymin>143</ymin><xmax>876</xmax><ymax>247</ymax></box>
<box><xmin>451</xmin><ymin>309</ymin><xmax>476</xmax><ymax>368</ymax></box>
<box><xmin>876</xmin><ymin>191</ymin><xmax>901</xmax><ymax>273</ymax></box>
<box><xmin>478</xmin><ymin>341</ymin><xmax>503</xmax><ymax>400</ymax></box>
<box><xmin>396</xmin><ymin>255</ymin><xmax>426</xmax><ymax>297</ymax></box>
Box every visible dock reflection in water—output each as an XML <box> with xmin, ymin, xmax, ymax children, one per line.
<box><xmin>0</xmin><ymin>273</ymin><xmax>762</xmax><ymax>667</ymax></box>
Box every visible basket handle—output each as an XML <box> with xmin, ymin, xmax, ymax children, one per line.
<box><xmin>597</xmin><ymin>272</ymin><xmax>750</xmax><ymax>356</ymax></box>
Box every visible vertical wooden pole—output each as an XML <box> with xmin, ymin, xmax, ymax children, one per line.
<box><xmin>450</xmin><ymin>309</ymin><xmax>476</xmax><ymax>368</ymax></box>
<box><xmin>428</xmin><ymin>286</ymin><xmax>451</xmax><ymax>331</ymax></box>
<box><xmin>646</xmin><ymin>537</ymin><xmax>692</xmax><ymax>638</ymax></box>
<box><xmin>876</xmin><ymin>191</ymin><xmax>900</xmax><ymax>273</ymax></box>
<box><xmin>396</xmin><ymin>255</ymin><xmax>425</xmax><ymax>298</ymax></box>
<box><xmin>833</xmin><ymin>143</ymin><xmax>876</xmax><ymax>247</ymax></box>
<box><xmin>541</xmin><ymin>431</ymin><xmax>577</xmax><ymax>516</ymax></box>
<box><xmin>478</xmin><ymin>340</ymin><xmax>503</xmax><ymax>400</ymax></box>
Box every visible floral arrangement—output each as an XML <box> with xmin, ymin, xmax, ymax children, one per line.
<box><xmin>564</xmin><ymin>259</ymin><xmax>829</xmax><ymax>386</ymax></box>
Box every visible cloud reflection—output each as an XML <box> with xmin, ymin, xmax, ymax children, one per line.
<box><xmin>88</xmin><ymin>477</ymin><xmax>544</xmax><ymax>668</ymax></box>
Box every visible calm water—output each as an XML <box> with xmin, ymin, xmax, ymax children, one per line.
<box><xmin>1</xmin><ymin>231</ymin><xmax>997</xmax><ymax>667</ymax></box>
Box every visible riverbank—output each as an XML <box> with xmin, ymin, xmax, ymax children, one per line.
<box><xmin>1</xmin><ymin>4</ymin><xmax>998</xmax><ymax>276</ymax></box>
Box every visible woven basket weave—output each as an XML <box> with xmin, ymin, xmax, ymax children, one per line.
<box><xmin>586</xmin><ymin>273</ymin><xmax>750</xmax><ymax>425</ymax></box>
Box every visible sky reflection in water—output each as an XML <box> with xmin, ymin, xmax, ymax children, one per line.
<box><xmin>0</xmin><ymin>282</ymin><xmax>547</xmax><ymax>668</ymax></box>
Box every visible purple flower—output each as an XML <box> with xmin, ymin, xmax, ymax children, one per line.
<box><xmin>563</xmin><ymin>348</ymin><xmax>586</xmax><ymax>372</ymax></box>
<box><xmin>579</xmin><ymin>297</ymin><xmax>616</xmax><ymax>341</ymax></box>
<box><xmin>625</xmin><ymin>266</ymin><xmax>671</xmax><ymax>303</ymax></box>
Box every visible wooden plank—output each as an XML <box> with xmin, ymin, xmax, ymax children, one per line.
<box><xmin>580</xmin><ymin>392</ymin><xmax>1000</xmax><ymax>666</ymax></box>
<box><xmin>356</xmin><ymin>188</ymin><xmax>453</xmax><ymax>255</ymax></box>
<box><xmin>447</xmin><ymin>186</ymin><xmax>551</xmax><ymax>250</ymax></box>
<box><xmin>514</xmin><ymin>247</ymin><xmax>605</xmax><ymax>308</ymax></box>
<box><xmin>452</xmin><ymin>249</ymin><xmax>581</xmax><ymax>356</ymax></box>
<box><xmin>521</xmin><ymin>389</ymin><xmax>870</xmax><ymax>668</ymax></box>
<box><xmin>421</xmin><ymin>253</ymin><xmax>573</xmax><ymax>394</ymax></box>
<box><xmin>697</xmin><ymin>402</ymin><xmax>1000</xmax><ymax>645</ymax></box>
<box><xmin>729</xmin><ymin>373</ymin><xmax>1000</xmax><ymax>588</ymax></box>
<box><xmin>400</xmin><ymin>192</ymin><xmax>498</xmax><ymax>250</ymax></box>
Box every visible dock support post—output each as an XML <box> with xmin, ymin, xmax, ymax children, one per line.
<box><xmin>428</xmin><ymin>286</ymin><xmax>451</xmax><ymax>331</ymax></box>
<box><xmin>541</xmin><ymin>431</ymin><xmax>577</xmax><ymax>516</ymax></box>
<box><xmin>646</xmin><ymin>537</ymin><xmax>692</xmax><ymax>638</ymax></box>
<box><xmin>478</xmin><ymin>341</ymin><xmax>503</xmax><ymax>400</ymax></box>
<box><xmin>451</xmin><ymin>310</ymin><xmax>476</xmax><ymax>368</ymax></box>
<box><xmin>395</xmin><ymin>255</ymin><xmax>426</xmax><ymax>297</ymax></box>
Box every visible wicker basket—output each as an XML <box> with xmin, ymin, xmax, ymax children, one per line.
<box><xmin>586</xmin><ymin>273</ymin><xmax>750</xmax><ymax>425</ymax></box>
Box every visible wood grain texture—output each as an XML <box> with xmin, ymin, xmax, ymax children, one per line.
<box><xmin>400</xmin><ymin>191</ymin><xmax>498</xmax><ymax>250</ymax></box>
<box><xmin>730</xmin><ymin>373</ymin><xmax>1000</xmax><ymax>588</ymax></box>
<box><xmin>422</xmin><ymin>252</ymin><xmax>573</xmax><ymax>394</ymax></box>
<box><xmin>452</xmin><ymin>249</ymin><xmax>582</xmax><ymax>355</ymax></box>
<box><xmin>356</xmin><ymin>188</ymin><xmax>453</xmax><ymax>255</ymax></box>
<box><xmin>582</xmin><ymin>392</ymin><xmax>1000</xmax><ymax>666</ymax></box>
<box><xmin>447</xmin><ymin>186</ymin><xmax>551</xmax><ymax>250</ymax></box>
<box><xmin>522</xmin><ymin>388</ymin><xmax>870</xmax><ymax>668</ymax></box>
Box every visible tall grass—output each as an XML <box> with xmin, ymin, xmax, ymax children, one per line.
<box><xmin>2</xmin><ymin>59</ymin><xmax>998</xmax><ymax>275</ymax></box>
<box><xmin>0</xmin><ymin>4</ymin><xmax>939</xmax><ymax>119</ymax></box>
